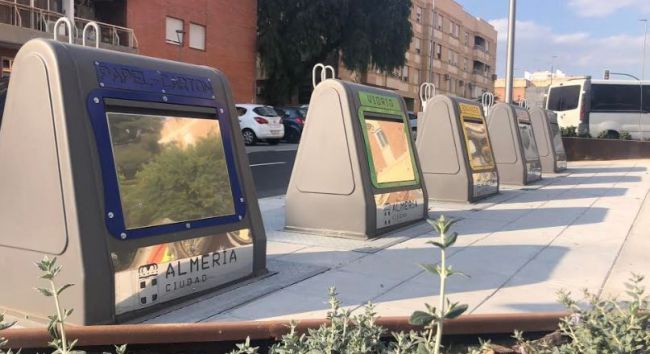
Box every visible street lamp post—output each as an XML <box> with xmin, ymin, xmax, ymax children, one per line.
<box><xmin>550</xmin><ymin>55</ymin><xmax>557</xmax><ymax>85</ymax></box>
<box><xmin>641</xmin><ymin>19</ymin><xmax>648</xmax><ymax>81</ymax></box>
<box><xmin>504</xmin><ymin>0</ymin><xmax>517</xmax><ymax>104</ymax></box>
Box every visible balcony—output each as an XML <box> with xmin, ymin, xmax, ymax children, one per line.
<box><xmin>0</xmin><ymin>0</ymin><xmax>137</xmax><ymax>51</ymax></box>
<box><xmin>472</xmin><ymin>71</ymin><xmax>489</xmax><ymax>85</ymax></box>
<box><xmin>473</xmin><ymin>46</ymin><xmax>490</xmax><ymax>61</ymax></box>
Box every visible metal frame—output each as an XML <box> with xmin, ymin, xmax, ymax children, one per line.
<box><xmin>356</xmin><ymin>105</ymin><xmax>420</xmax><ymax>190</ymax></box>
<box><xmin>419</xmin><ymin>82</ymin><xmax>436</xmax><ymax>111</ymax></box>
<box><xmin>459</xmin><ymin>114</ymin><xmax>496</xmax><ymax>172</ymax></box>
<box><xmin>312</xmin><ymin>63</ymin><xmax>335</xmax><ymax>88</ymax></box>
<box><xmin>86</xmin><ymin>89</ymin><xmax>247</xmax><ymax>240</ymax></box>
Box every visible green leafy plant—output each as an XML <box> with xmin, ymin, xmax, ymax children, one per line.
<box><xmin>0</xmin><ymin>313</ymin><xmax>18</xmax><ymax>354</ymax></box>
<box><xmin>230</xmin><ymin>215</ymin><xmax>468</xmax><ymax>354</ymax></box>
<box><xmin>597</xmin><ymin>130</ymin><xmax>621</xmax><ymax>139</ymax></box>
<box><xmin>229</xmin><ymin>288</ymin><xmax>388</xmax><ymax>354</ymax></box>
<box><xmin>408</xmin><ymin>216</ymin><xmax>468</xmax><ymax>354</ymax></box>
<box><xmin>257</xmin><ymin>0</ymin><xmax>414</xmax><ymax>104</ymax></box>
<box><xmin>620</xmin><ymin>130</ymin><xmax>632</xmax><ymax>140</ymax></box>
<box><xmin>35</xmin><ymin>257</ymin><xmax>76</xmax><ymax>354</ymax></box>
<box><xmin>34</xmin><ymin>257</ymin><xmax>127</xmax><ymax>354</ymax></box>
<box><xmin>513</xmin><ymin>274</ymin><xmax>650</xmax><ymax>353</ymax></box>
<box><xmin>560</xmin><ymin>126</ymin><xmax>577</xmax><ymax>137</ymax></box>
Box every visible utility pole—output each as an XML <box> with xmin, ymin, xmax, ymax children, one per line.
<box><xmin>504</xmin><ymin>0</ymin><xmax>517</xmax><ymax>104</ymax></box>
<box><xmin>641</xmin><ymin>19</ymin><xmax>648</xmax><ymax>81</ymax></box>
<box><xmin>63</xmin><ymin>0</ymin><xmax>74</xmax><ymax>23</ymax></box>
<box><xmin>550</xmin><ymin>55</ymin><xmax>557</xmax><ymax>85</ymax></box>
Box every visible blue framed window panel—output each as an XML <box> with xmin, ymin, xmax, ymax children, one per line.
<box><xmin>87</xmin><ymin>87</ymin><xmax>246</xmax><ymax>240</ymax></box>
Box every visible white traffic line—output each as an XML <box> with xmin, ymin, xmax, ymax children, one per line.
<box><xmin>249</xmin><ymin>162</ymin><xmax>287</xmax><ymax>167</ymax></box>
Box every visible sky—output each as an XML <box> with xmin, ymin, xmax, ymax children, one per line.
<box><xmin>455</xmin><ymin>0</ymin><xmax>650</xmax><ymax>80</ymax></box>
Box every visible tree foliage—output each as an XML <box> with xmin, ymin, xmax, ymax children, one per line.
<box><xmin>258</xmin><ymin>0</ymin><xmax>414</xmax><ymax>104</ymax></box>
<box><xmin>120</xmin><ymin>132</ymin><xmax>234</xmax><ymax>228</ymax></box>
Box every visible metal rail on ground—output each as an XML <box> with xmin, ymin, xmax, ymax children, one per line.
<box><xmin>1</xmin><ymin>312</ymin><xmax>566</xmax><ymax>349</ymax></box>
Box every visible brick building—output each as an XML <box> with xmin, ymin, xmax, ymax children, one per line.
<box><xmin>339</xmin><ymin>0</ymin><xmax>498</xmax><ymax>111</ymax></box>
<box><xmin>0</xmin><ymin>0</ymin><xmax>256</xmax><ymax>103</ymax></box>
<box><xmin>127</xmin><ymin>0</ymin><xmax>257</xmax><ymax>103</ymax></box>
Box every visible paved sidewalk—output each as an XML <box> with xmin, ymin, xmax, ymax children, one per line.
<box><xmin>153</xmin><ymin>160</ymin><xmax>650</xmax><ymax>323</ymax></box>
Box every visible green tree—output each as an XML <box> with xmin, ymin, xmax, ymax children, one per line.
<box><xmin>258</xmin><ymin>0</ymin><xmax>413</xmax><ymax>104</ymax></box>
<box><xmin>120</xmin><ymin>132</ymin><xmax>235</xmax><ymax>229</ymax></box>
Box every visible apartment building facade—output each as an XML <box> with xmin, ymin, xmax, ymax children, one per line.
<box><xmin>0</xmin><ymin>0</ymin><xmax>256</xmax><ymax>103</ymax></box>
<box><xmin>339</xmin><ymin>0</ymin><xmax>497</xmax><ymax>111</ymax></box>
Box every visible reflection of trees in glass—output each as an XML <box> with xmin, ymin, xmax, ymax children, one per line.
<box><xmin>110</xmin><ymin>115</ymin><xmax>163</xmax><ymax>179</ymax></box>
<box><xmin>463</xmin><ymin>120</ymin><xmax>494</xmax><ymax>169</ymax></box>
<box><xmin>120</xmin><ymin>131</ymin><xmax>235</xmax><ymax>229</ymax></box>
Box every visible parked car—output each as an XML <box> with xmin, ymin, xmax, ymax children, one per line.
<box><xmin>235</xmin><ymin>104</ymin><xmax>284</xmax><ymax>145</ymax></box>
<box><xmin>276</xmin><ymin>106</ymin><xmax>307</xmax><ymax>143</ymax></box>
<box><xmin>408</xmin><ymin>111</ymin><xmax>417</xmax><ymax>139</ymax></box>
<box><xmin>0</xmin><ymin>76</ymin><xmax>8</xmax><ymax>125</ymax></box>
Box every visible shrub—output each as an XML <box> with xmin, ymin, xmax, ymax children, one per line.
<box><xmin>513</xmin><ymin>274</ymin><xmax>650</xmax><ymax>353</ymax></box>
<box><xmin>0</xmin><ymin>258</ymin><xmax>127</xmax><ymax>354</ymax></box>
<box><xmin>620</xmin><ymin>130</ymin><xmax>632</xmax><ymax>140</ymax></box>
<box><xmin>597</xmin><ymin>130</ymin><xmax>621</xmax><ymax>139</ymax></box>
<box><xmin>561</xmin><ymin>126</ymin><xmax>577</xmax><ymax>137</ymax></box>
<box><xmin>0</xmin><ymin>313</ymin><xmax>17</xmax><ymax>354</ymax></box>
<box><xmin>230</xmin><ymin>215</ymin><xmax>466</xmax><ymax>354</ymax></box>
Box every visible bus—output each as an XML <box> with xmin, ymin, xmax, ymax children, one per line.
<box><xmin>546</xmin><ymin>78</ymin><xmax>650</xmax><ymax>139</ymax></box>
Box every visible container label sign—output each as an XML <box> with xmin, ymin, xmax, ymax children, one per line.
<box><xmin>375</xmin><ymin>189</ymin><xmax>424</xmax><ymax>228</ymax></box>
<box><xmin>526</xmin><ymin>160</ymin><xmax>542</xmax><ymax>182</ymax></box>
<box><xmin>472</xmin><ymin>171</ymin><xmax>498</xmax><ymax>198</ymax></box>
<box><xmin>113</xmin><ymin>229</ymin><xmax>253</xmax><ymax>315</ymax></box>
<box><xmin>458</xmin><ymin>103</ymin><xmax>483</xmax><ymax>119</ymax></box>
<box><xmin>459</xmin><ymin>104</ymin><xmax>495</xmax><ymax>172</ymax></box>
<box><xmin>95</xmin><ymin>62</ymin><xmax>214</xmax><ymax>99</ymax></box>
<box><xmin>359</xmin><ymin>92</ymin><xmax>401</xmax><ymax>112</ymax></box>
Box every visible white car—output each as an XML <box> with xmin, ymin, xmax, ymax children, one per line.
<box><xmin>235</xmin><ymin>104</ymin><xmax>285</xmax><ymax>145</ymax></box>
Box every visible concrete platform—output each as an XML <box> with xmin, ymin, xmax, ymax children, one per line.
<box><xmin>137</xmin><ymin>159</ymin><xmax>650</xmax><ymax>323</ymax></box>
<box><xmin>12</xmin><ymin>160</ymin><xmax>649</xmax><ymax>327</ymax></box>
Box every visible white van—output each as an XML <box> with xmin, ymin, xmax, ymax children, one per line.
<box><xmin>546</xmin><ymin>78</ymin><xmax>650</xmax><ymax>139</ymax></box>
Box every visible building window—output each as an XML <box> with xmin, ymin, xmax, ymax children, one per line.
<box><xmin>402</xmin><ymin>66</ymin><xmax>409</xmax><ymax>81</ymax></box>
<box><xmin>416</xmin><ymin>7</ymin><xmax>422</xmax><ymax>23</ymax></box>
<box><xmin>1</xmin><ymin>57</ymin><xmax>13</xmax><ymax>77</ymax></box>
<box><xmin>415</xmin><ymin>38</ymin><xmax>421</xmax><ymax>54</ymax></box>
<box><xmin>189</xmin><ymin>23</ymin><xmax>206</xmax><ymax>50</ymax></box>
<box><xmin>165</xmin><ymin>17</ymin><xmax>184</xmax><ymax>45</ymax></box>
<box><xmin>435</xmin><ymin>13</ymin><xmax>443</xmax><ymax>30</ymax></box>
<box><xmin>449</xmin><ymin>22</ymin><xmax>460</xmax><ymax>37</ymax></box>
<box><xmin>447</xmin><ymin>50</ymin><xmax>458</xmax><ymax>66</ymax></box>
<box><xmin>464</xmin><ymin>32</ymin><xmax>469</xmax><ymax>45</ymax></box>
<box><xmin>463</xmin><ymin>58</ymin><xmax>468</xmax><ymax>71</ymax></box>
<box><xmin>435</xmin><ymin>43</ymin><xmax>442</xmax><ymax>60</ymax></box>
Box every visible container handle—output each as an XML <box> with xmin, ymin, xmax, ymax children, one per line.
<box><xmin>53</xmin><ymin>17</ymin><xmax>74</xmax><ymax>44</ymax></box>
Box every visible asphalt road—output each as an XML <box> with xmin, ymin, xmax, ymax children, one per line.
<box><xmin>246</xmin><ymin>144</ymin><xmax>298</xmax><ymax>198</ymax></box>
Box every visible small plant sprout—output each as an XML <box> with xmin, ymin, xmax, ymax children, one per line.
<box><xmin>0</xmin><ymin>312</ymin><xmax>18</xmax><ymax>354</ymax></box>
<box><xmin>35</xmin><ymin>257</ymin><xmax>127</xmax><ymax>354</ymax></box>
<box><xmin>35</xmin><ymin>256</ymin><xmax>76</xmax><ymax>354</ymax></box>
<box><xmin>409</xmin><ymin>215</ymin><xmax>468</xmax><ymax>354</ymax></box>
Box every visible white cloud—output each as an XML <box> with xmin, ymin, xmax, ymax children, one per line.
<box><xmin>567</xmin><ymin>0</ymin><xmax>650</xmax><ymax>17</ymax></box>
<box><xmin>488</xmin><ymin>18</ymin><xmax>646</xmax><ymax>79</ymax></box>
<box><xmin>552</xmin><ymin>33</ymin><xmax>589</xmax><ymax>44</ymax></box>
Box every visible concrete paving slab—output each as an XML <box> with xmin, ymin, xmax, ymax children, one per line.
<box><xmin>273</xmin><ymin>245</ymin><xmax>367</xmax><ymax>269</ymax></box>
<box><xmin>136</xmin><ymin>259</ymin><xmax>328</xmax><ymax>324</ymax></box>
<box><xmin>80</xmin><ymin>159</ymin><xmax>650</xmax><ymax>325</ymax></box>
